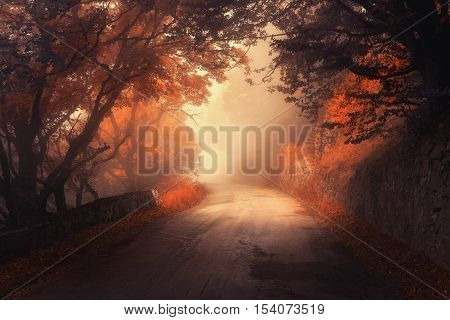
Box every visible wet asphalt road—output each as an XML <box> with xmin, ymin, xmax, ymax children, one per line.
<box><xmin>26</xmin><ymin>183</ymin><xmax>401</xmax><ymax>299</ymax></box>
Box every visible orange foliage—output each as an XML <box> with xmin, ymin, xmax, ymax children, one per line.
<box><xmin>313</xmin><ymin>74</ymin><xmax>392</xmax><ymax>190</ymax></box>
<box><xmin>323</xmin><ymin>48</ymin><xmax>413</xmax><ymax>144</ymax></box>
<box><xmin>318</xmin><ymin>136</ymin><xmax>384</xmax><ymax>189</ymax></box>
<box><xmin>279</xmin><ymin>143</ymin><xmax>303</xmax><ymax>173</ymax></box>
<box><xmin>318</xmin><ymin>55</ymin><xmax>407</xmax><ymax>179</ymax></box>
<box><xmin>281</xmin><ymin>66</ymin><xmax>402</xmax><ymax>202</ymax></box>
<box><xmin>159</xmin><ymin>182</ymin><xmax>205</xmax><ymax>212</ymax></box>
<box><xmin>324</xmin><ymin>73</ymin><xmax>382</xmax><ymax>132</ymax></box>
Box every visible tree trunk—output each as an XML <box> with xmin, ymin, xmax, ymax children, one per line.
<box><xmin>54</xmin><ymin>184</ymin><xmax>67</xmax><ymax>212</ymax></box>
<box><xmin>9</xmin><ymin>84</ymin><xmax>46</xmax><ymax>225</ymax></box>
<box><xmin>40</xmin><ymin>85</ymin><xmax>122</xmax><ymax>209</ymax></box>
<box><xmin>75</xmin><ymin>182</ymin><xmax>85</xmax><ymax>207</ymax></box>
<box><xmin>404</xmin><ymin>1</ymin><xmax>450</xmax><ymax>107</ymax></box>
<box><xmin>0</xmin><ymin>141</ymin><xmax>17</xmax><ymax>227</ymax></box>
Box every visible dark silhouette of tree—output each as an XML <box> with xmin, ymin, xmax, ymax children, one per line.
<box><xmin>0</xmin><ymin>0</ymin><xmax>282</xmax><ymax>227</ymax></box>
<box><xmin>268</xmin><ymin>0</ymin><xmax>449</xmax><ymax>143</ymax></box>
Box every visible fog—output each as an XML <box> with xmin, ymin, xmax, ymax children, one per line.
<box><xmin>185</xmin><ymin>37</ymin><xmax>305</xmax><ymax>184</ymax></box>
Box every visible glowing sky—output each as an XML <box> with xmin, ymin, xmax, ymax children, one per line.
<box><xmin>184</xmin><ymin>33</ymin><xmax>303</xmax><ymax>181</ymax></box>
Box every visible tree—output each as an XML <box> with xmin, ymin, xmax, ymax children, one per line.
<box><xmin>89</xmin><ymin>89</ymin><xmax>199</xmax><ymax>203</ymax></box>
<box><xmin>267</xmin><ymin>0</ymin><xmax>449</xmax><ymax>142</ymax></box>
<box><xmin>0</xmin><ymin>0</ymin><xmax>282</xmax><ymax>227</ymax></box>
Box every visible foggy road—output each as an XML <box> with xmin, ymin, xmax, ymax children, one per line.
<box><xmin>26</xmin><ymin>183</ymin><xmax>401</xmax><ymax>299</ymax></box>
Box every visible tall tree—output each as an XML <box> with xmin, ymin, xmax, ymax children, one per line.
<box><xmin>268</xmin><ymin>0</ymin><xmax>449</xmax><ymax>142</ymax></box>
<box><xmin>0</xmin><ymin>0</ymin><xmax>282</xmax><ymax>226</ymax></box>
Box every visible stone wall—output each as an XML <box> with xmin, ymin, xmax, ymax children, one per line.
<box><xmin>345</xmin><ymin>122</ymin><xmax>450</xmax><ymax>267</ymax></box>
<box><xmin>0</xmin><ymin>190</ymin><xmax>157</xmax><ymax>261</ymax></box>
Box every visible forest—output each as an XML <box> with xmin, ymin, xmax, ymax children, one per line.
<box><xmin>0</xmin><ymin>0</ymin><xmax>449</xmax><ymax>300</ymax></box>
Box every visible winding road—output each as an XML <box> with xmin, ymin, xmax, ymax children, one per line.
<box><xmin>26</xmin><ymin>183</ymin><xmax>401</xmax><ymax>299</ymax></box>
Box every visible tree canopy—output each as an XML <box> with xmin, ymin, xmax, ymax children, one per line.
<box><xmin>0</xmin><ymin>0</ymin><xmax>448</xmax><ymax>227</ymax></box>
<box><xmin>0</xmin><ymin>0</ymin><xmax>281</xmax><ymax>226</ymax></box>
<box><xmin>268</xmin><ymin>0</ymin><xmax>449</xmax><ymax>142</ymax></box>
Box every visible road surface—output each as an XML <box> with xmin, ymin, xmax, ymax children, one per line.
<box><xmin>25</xmin><ymin>183</ymin><xmax>401</xmax><ymax>299</ymax></box>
